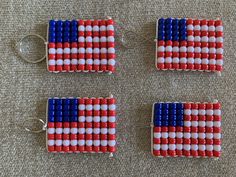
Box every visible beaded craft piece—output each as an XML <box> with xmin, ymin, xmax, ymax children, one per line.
<box><xmin>47</xmin><ymin>97</ymin><xmax>116</xmax><ymax>153</ymax></box>
<box><xmin>151</xmin><ymin>101</ymin><xmax>221</xmax><ymax>158</ymax></box>
<box><xmin>156</xmin><ymin>18</ymin><xmax>223</xmax><ymax>74</ymax></box>
<box><xmin>47</xmin><ymin>19</ymin><xmax>115</xmax><ymax>73</ymax></box>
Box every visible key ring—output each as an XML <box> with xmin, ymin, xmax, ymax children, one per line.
<box><xmin>15</xmin><ymin>34</ymin><xmax>47</xmax><ymax>64</ymax></box>
<box><xmin>22</xmin><ymin>118</ymin><xmax>47</xmax><ymax>133</ymax></box>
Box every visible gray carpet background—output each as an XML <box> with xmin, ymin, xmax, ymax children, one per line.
<box><xmin>0</xmin><ymin>0</ymin><xmax>236</xmax><ymax>176</ymax></box>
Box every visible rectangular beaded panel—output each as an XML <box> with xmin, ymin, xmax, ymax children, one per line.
<box><xmin>47</xmin><ymin>97</ymin><xmax>116</xmax><ymax>153</ymax></box>
<box><xmin>156</xmin><ymin>18</ymin><xmax>223</xmax><ymax>74</ymax></box>
<box><xmin>151</xmin><ymin>101</ymin><xmax>221</xmax><ymax>158</ymax></box>
<box><xmin>47</xmin><ymin>19</ymin><xmax>115</xmax><ymax>73</ymax></box>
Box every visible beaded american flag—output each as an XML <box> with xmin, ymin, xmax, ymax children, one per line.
<box><xmin>47</xmin><ymin>19</ymin><xmax>115</xmax><ymax>73</ymax></box>
<box><xmin>151</xmin><ymin>101</ymin><xmax>222</xmax><ymax>158</ymax></box>
<box><xmin>47</xmin><ymin>97</ymin><xmax>116</xmax><ymax>153</ymax></box>
<box><xmin>156</xmin><ymin>18</ymin><xmax>223</xmax><ymax>74</ymax></box>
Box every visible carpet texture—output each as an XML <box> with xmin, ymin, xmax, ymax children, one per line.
<box><xmin>0</xmin><ymin>0</ymin><xmax>236</xmax><ymax>176</ymax></box>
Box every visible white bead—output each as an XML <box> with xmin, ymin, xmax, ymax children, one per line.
<box><xmin>93</xmin><ymin>37</ymin><xmax>99</xmax><ymax>43</ymax></box>
<box><xmin>198</xmin><ymin>145</ymin><xmax>206</xmax><ymax>151</ymax></box>
<box><xmin>158</xmin><ymin>46</ymin><xmax>165</xmax><ymax>52</ymax></box>
<box><xmin>109</xmin><ymin>128</ymin><xmax>116</xmax><ymax>134</ymax></box>
<box><xmin>78</xmin><ymin>47</ymin><xmax>85</xmax><ymax>53</ymax></box>
<box><xmin>157</xmin><ymin>57</ymin><xmax>164</xmax><ymax>63</ymax></box>
<box><xmin>93</xmin><ymin>25</ymin><xmax>99</xmax><ymax>31</ymax></box>
<box><xmin>202</xmin><ymin>47</ymin><xmax>209</xmax><ymax>53</ymax></box>
<box><xmin>64</xmin><ymin>48</ymin><xmax>70</xmax><ymax>54</ymax></box>
<box><xmin>108</xmin><ymin>140</ymin><xmax>116</xmax><ymax>146</ymax></box>
<box><xmin>198</xmin><ymin>121</ymin><xmax>206</xmax><ymax>127</ymax></box>
<box><xmin>214</xmin><ymin>145</ymin><xmax>221</xmax><ymax>151</ymax></box>
<box><xmin>201</xmin><ymin>25</ymin><xmax>208</xmax><ymax>31</ymax></box>
<box><xmin>199</xmin><ymin>109</ymin><xmax>206</xmax><ymax>115</ymax></box>
<box><xmin>78</xmin><ymin>37</ymin><xmax>85</xmax><ymax>42</ymax></box>
<box><xmin>93</xmin><ymin>140</ymin><xmax>100</xmax><ymax>146</ymax></box>
<box><xmin>71</xmin><ymin>140</ymin><xmax>77</xmax><ymax>146</ymax></box>
<box><xmin>201</xmin><ymin>36</ymin><xmax>208</xmax><ymax>42</ymax></box>
<box><xmin>206</xmin><ymin>145</ymin><xmax>213</xmax><ymax>151</ymax></box>
<box><xmin>194</xmin><ymin>47</ymin><xmax>201</xmax><ymax>53</ymax></box>
<box><xmin>216</xmin><ymin>37</ymin><xmax>223</xmax><ymax>42</ymax></box>
<box><xmin>86</xmin><ymin>48</ymin><xmax>92</xmax><ymax>54</ymax></box>
<box><xmin>173</xmin><ymin>57</ymin><xmax>179</xmax><ymax>63</ymax></box>
<box><xmin>187</xmin><ymin>46</ymin><xmax>194</xmax><ymax>52</ymax></box>
<box><xmin>94</xmin><ymin>105</ymin><xmax>100</xmax><ymax>110</ymax></box>
<box><xmin>56</xmin><ymin>48</ymin><xmax>63</xmax><ymax>54</ymax></box>
<box><xmin>100</xmin><ymin>25</ymin><xmax>106</xmax><ymax>31</ymax></box>
<box><xmin>101</xmin><ymin>128</ymin><xmax>108</xmax><ymax>134</ymax></box>
<box><xmin>214</xmin><ymin>110</ymin><xmax>221</xmax><ymax>116</ymax></box>
<box><xmin>209</xmin><ymin>37</ymin><xmax>216</xmax><ymax>42</ymax></box>
<box><xmin>176</xmin><ymin>144</ymin><xmax>183</xmax><ymax>150</ymax></box>
<box><xmin>206</xmin><ymin>133</ymin><xmax>213</xmax><ymax>139</ymax></box>
<box><xmin>201</xmin><ymin>59</ymin><xmax>209</xmax><ymax>65</ymax></box>
<box><xmin>169</xmin><ymin>132</ymin><xmax>176</xmax><ymax>138</ymax></box>
<box><xmin>63</xmin><ymin>140</ymin><xmax>70</xmax><ymax>146</ymax></box>
<box><xmin>78</xmin><ymin>140</ymin><xmax>85</xmax><ymax>146</ymax></box>
<box><xmin>180</xmin><ymin>46</ymin><xmax>187</xmax><ymax>52</ymax></box>
<box><xmin>176</xmin><ymin>132</ymin><xmax>183</xmax><ymax>138</ymax></box>
<box><xmin>194</xmin><ymin>25</ymin><xmax>201</xmax><ymax>30</ymax></box>
<box><xmin>100</xmin><ymin>37</ymin><xmax>107</xmax><ymax>42</ymax></box>
<box><xmin>109</xmin><ymin>116</ymin><xmax>116</xmax><ymax>122</ymax></box>
<box><xmin>194</xmin><ymin>36</ymin><xmax>201</xmax><ymax>42</ymax></box>
<box><xmin>86</xmin><ymin>36</ymin><xmax>92</xmax><ymax>43</ymax></box>
<box><xmin>86</xmin><ymin>116</ymin><xmax>92</xmax><ymax>122</ymax></box>
<box><xmin>79</xmin><ymin>116</ymin><xmax>85</xmax><ymax>122</ymax></box>
<box><xmin>213</xmin><ymin>133</ymin><xmax>221</xmax><ymax>139</ymax></box>
<box><xmin>64</xmin><ymin>59</ymin><xmax>70</xmax><ymax>65</ymax></box>
<box><xmin>63</xmin><ymin>128</ymin><xmax>70</xmax><ymax>134</ymax></box>
<box><xmin>172</xmin><ymin>46</ymin><xmax>179</xmax><ymax>52</ymax></box>
<box><xmin>209</xmin><ymin>48</ymin><xmax>216</xmax><ymax>53</ymax></box>
<box><xmin>153</xmin><ymin>144</ymin><xmax>161</xmax><ymax>150</ymax></box>
<box><xmin>216</xmin><ymin>26</ymin><xmax>223</xmax><ymax>31</ymax></box>
<box><xmin>108</xmin><ymin>48</ymin><xmax>115</xmax><ymax>54</ymax></box>
<box><xmin>93</xmin><ymin>48</ymin><xmax>100</xmax><ymax>54</ymax></box>
<box><xmin>165</xmin><ymin>57</ymin><xmax>172</xmax><ymax>63</ymax></box>
<box><xmin>187</xmin><ymin>25</ymin><xmax>193</xmax><ymax>30</ymax></box>
<box><xmin>191</xmin><ymin>144</ymin><xmax>198</xmax><ymax>151</ymax></box>
<box><xmin>198</xmin><ymin>133</ymin><xmax>206</xmax><ymax>139</ymax></box>
<box><xmin>55</xmin><ymin>140</ymin><xmax>62</xmax><ymax>146</ymax></box>
<box><xmin>216</xmin><ymin>48</ymin><xmax>223</xmax><ymax>54</ymax></box>
<box><xmin>194</xmin><ymin>58</ymin><xmax>201</xmax><ymax>64</ymax></box>
<box><xmin>71</xmin><ymin>59</ymin><xmax>78</xmax><ymax>65</ymax></box>
<box><xmin>48</xmin><ymin>128</ymin><xmax>55</xmax><ymax>134</ymax></box>
<box><xmin>166</xmin><ymin>46</ymin><xmax>172</xmax><ymax>52</ymax></box>
<box><xmin>184</xmin><ymin>109</ymin><xmax>191</xmax><ymax>115</ymax></box>
<box><xmin>161</xmin><ymin>132</ymin><xmax>168</xmax><ymax>138</ymax></box>
<box><xmin>216</xmin><ymin>60</ymin><xmax>223</xmax><ymax>65</ymax></box>
<box><xmin>183</xmin><ymin>144</ymin><xmax>190</xmax><ymax>150</ymax></box>
<box><xmin>109</xmin><ymin>104</ymin><xmax>116</xmax><ymax>110</ymax></box>
<box><xmin>93</xmin><ymin>128</ymin><xmax>100</xmax><ymax>134</ymax></box>
<box><xmin>49</xmin><ymin>48</ymin><xmax>56</xmax><ymax>54</ymax></box>
<box><xmin>107</xmin><ymin>25</ymin><xmax>114</xmax><ymax>31</ymax></box>
<box><xmin>169</xmin><ymin>144</ymin><xmax>176</xmax><ymax>150</ymax></box>
<box><xmin>154</xmin><ymin>132</ymin><xmax>161</xmax><ymax>138</ymax></box>
<box><xmin>191</xmin><ymin>132</ymin><xmax>198</xmax><ymax>139</ymax></box>
<box><xmin>180</xmin><ymin>57</ymin><xmax>187</xmax><ymax>63</ymax></box>
<box><xmin>71</xmin><ymin>128</ymin><xmax>78</xmax><ymax>134</ymax></box>
<box><xmin>208</xmin><ymin>26</ymin><xmax>215</xmax><ymax>31</ymax></box>
<box><xmin>86</xmin><ymin>140</ymin><xmax>93</xmax><ymax>146</ymax></box>
<box><xmin>184</xmin><ymin>132</ymin><xmax>191</xmax><ymax>138</ymax></box>
<box><xmin>78</xmin><ymin>59</ymin><xmax>85</xmax><ymax>65</ymax></box>
<box><xmin>93</xmin><ymin>116</ymin><xmax>100</xmax><ymax>122</ymax></box>
<box><xmin>48</xmin><ymin>140</ymin><xmax>55</xmax><ymax>146</ymax></box>
<box><xmin>56</xmin><ymin>128</ymin><xmax>63</xmax><ymax>134</ymax></box>
<box><xmin>214</xmin><ymin>121</ymin><xmax>221</xmax><ymax>127</ymax></box>
<box><xmin>108</xmin><ymin>36</ymin><xmax>115</xmax><ymax>42</ymax></box>
<box><xmin>78</xmin><ymin>128</ymin><xmax>85</xmax><ymax>134</ymax></box>
<box><xmin>78</xmin><ymin>25</ymin><xmax>85</xmax><ymax>31</ymax></box>
<box><xmin>206</xmin><ymin>109</ymin><xmax>214</xmax><ymax>115</ymax></box>
<box><xmin>101</xmin><ymin>48</ymin><xmax>107</xmax><ymax>53</ymax></box>
<box><xmin>48</xmin><ymin>60</ymin><xmax>56</xmax><ymax>65</ymax></box>
<box><xmin>187</xmin><ymin>35</ymin><xmax>194</xmax><ymax>41</ymax></box>
<box><xmin>86</xmin><ymin>128</ymin><xmax>93</xmax><ymax>134</ymax></box>
<box><xmin>79</xmin><ymin>104</ymin><xmax>85</xmax><ymax>110</ymax></box>
<box><xmin>94</xmin><ymin>59</ymin><xmax>100</xmax><ymax>65</ymax></box>
<box><xmin>86</xmin><ymin>104</ymin><xmax>93</xmax><ymax>111</ymax></box>
<box><xmin>101</xmin><ymin>140</ymin><xmax>108</xmax><ymax>146</ymax></box>
<box><xmin>161</xmin><ymin>144</ymin><xmax>168</xmax><ymax>150</ymax></box>
<box><xmin>85</xmin><ymin>26</ymin><xmax>92</xmax><ymax>31</ymax></box>
<box><xmin>101</xmin><ymin>116</ymin><xmax>108</xmax><ymax>122</ymax></box>
<box><xmin>191</xmin><ymin>121</ymin><xmax>198</xmax><ymax>127</ymax></box>
<box><xmin>101</xmin><ymin>104</ymin><xmax>108</xmax><ymax>110</ymax></box>
<box><xmin>191</xmin><ymin>109</ymin><xmax>198</xmax><ymax>115</ymax></box>
<box><xmin>206</xmin><ymin>121</ymin><xmax>213</xmax><ymax>127</ymax></box>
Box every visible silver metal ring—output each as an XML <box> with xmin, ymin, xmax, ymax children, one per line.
<box><xmin>15</xmin><ymin>34</ymin><xmax>46</xmax><ymax>64</ymax></box>
<box><xmin>22</xmin><ymin>118</ymin><xmax>47</xmax><ymax>133</ymax></box>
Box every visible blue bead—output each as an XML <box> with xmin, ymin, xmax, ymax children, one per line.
<box><xmin>169</xmin><ymin>114</ymin><xmax>177</xmax><ymax>120</ymax></box>
<box><xmin>158</xmin><ymin>36</ymin><xmax>165</xmax><ymax>40</ymax></box>
<box><xmin>158</xmin><ymin>18</ymin><xmax>165</xmax><ymax>25</ymax></box>
<box><xmin>63</xmin><ymin>105</ymin><xmax>70</xmax><ymax>111</ymax></box>
<box><xmin>56</xmin><ymin>105</ymin><xmax>63</xmax><ymax>111</ymax></box>
<box><xmin>169</xmin><ymin>109</ymin><xmax>176</xmax><ymax>115</ymax></box>
<box><xmin>162</xmin><ymin>109</ymin><xmax>169</xmax><ymax>115</ymax></box>
<box><xmin>166</xmin><ymin>18</ymin><xmax>173</xmax><ymax>24</ymax></box>
<box><xmin>162</xmin><ymin>121</ymin><xmax>169</xmax><ymax>126</ymax></box>
<box><xmin>177</xmin><ymin>109</ymin><xmax>184</xmax><ymax>115</ymax></box>
<box><xmin>169</xmin><ymin>121</ymin><xmax>176</xmax><ymax>126</ymax></box>
<box><xmin>176</xmin><ymin>114</ymin><xmax>184</xmax><ymax>121</ymax></box>
<box><xmin>176</xmin><ymin>121</ymin><xmax>184</xmax><ymax>126</ymax></box>
<box><xmin>63</xmin><ymin>38</ymin><xmax>70</xmax><ymax>42</ymax></box>
<box><xmin>162</xmin><ymin>114</ymin><xmax>169</xmax><ymax>120</ymax></box>
<box><xmin>56</xmin><ymin>32</ymin><xmax>63</xmax><ymax>37</ymax></box>
<box><xmin>169</xmin><ymin>103</ymin><xmax>177</xmax><ymax>109</ymax></box>
<box><xmin>56</xmin><ymin>27</ymin><xmax>63</xmax><ymax>32</ymax></box>
<box><xmin>71</xmin><ymin>110</ymin><xmax>78</xmax><ymax>116</ymax></box>
<box><xmin>49</xmin><ymin>104</ymin><xmax>55</xmax><ymax>111</ymax></box>
<box><xmin>179</xmin><ymin>18</ymin><xmax>186</xmax><ymax>24</ymax></box>
<box><xmin>71</xmin><ymin>99</ymin><xmax>78</xmax><ymax>105</ymax></box>
<box><xmin>49</xmin><ymin>20</ymin><xmax>56</xmax><ymax>26</ymax></box>
<box><xmin>64</xmin><ymin>27</ymin><xmax>70</xmax><ymax>32</ymax></box>
<box><xmin>49</xmin><ymin>32</ymin><xmax>56</xmax><ymax>38</ymax></box>
<box><xmin>56</xmin><ymin>115</ymin><xmax>63</xmax><ymax>122</ymax></box>
<box><xmin>154</xmin><ymin>114</ymin><xmax>162</xmax><ymax>121</ymax></box>
<box><xmin>49</xmin><ymin>37</ymin><xmax>56</xmax><ymax>42</ymax></box>
<box><xmin>56</xmin><ymin>110</ymin><xmax>63</xmax><ymax>116</ymax></box>
<box><xmin>63</xmin><ymin>110</ymin><xmax>70</xmax><ymax>116</ymax></box>
<box><xmin>56</xmin><ymin>38</ymin><xmax>63</xmax><ymax>42</ymax></box>
<box><xmin>162</xmin><ymin>103</ymin><xmax>169</xmax><ymax>109</ymax></box>
<box><xmin>55</xmin><ymin>99</ymin><xmax>63</xmax><ymax>105</ymax></box>
<box><xmin>48</xmin><ymin>111</ymin><xmax>55</xmax><ymax>117</ymax></box>
<box><xmin>154</xmin><ymin>108</ymin><xmax>162</xmax><ymax>115</ymax></box>
<box><xmin>64</xmin><ymin>20</ymin><xmax>70</xmax><ymax>26</ymax></box>
<box><xmin>155</xmin><ymin>103</ymin><xmax>162</xmax><ymax>109</ymax></box>
<box><xmin>56</xmin><ymin>20</ymin><xmax>63</xmax><ymax>26</ymax></box>
<box><xmin>71</xmin><ymin>115</ymin><xmax>78</xmax><ymax>122</ymax></box>
<box><xmin>63</xmin><ymin>116</ymin><xmax>70</xmax><ymax>122</ymax></box>
<box><xmin>176</xmin><ymin>103</ymin><xmax>184</xmax><ymax>109</ymax></box>
<box><xmin>48</xmin><ymin>114</ymin><xmax>55</xmax><ymax>122</ymax></box>
<box><xmin>154</xmin><ymin>120</ymin><xmax>162</xmax><ymax>126</ymax></box>
<box><xmin>71</xmin><ymin>26</ymin><xmax>78</xmax><ymax>31</ymax></box>
<box><xmin>48</xmin><ymin>99</ymin><xmax>56</xmax><ymax>105</ymax></box>
<box><xmin>172</xmin><ymin>19</ymin><xmax>179</xmax><ymax>25</ymax></box>
<box><xmin>71</xmin><ymin>37</ymin><xmax>78</xmax><ymax>42</ymax></box>
<box><xmin>49</xmin><ymin>26</ymin><xmax>56</xmax><ymax>32</ymax></box>
<box><xmin>63</xmin><ymin>99</ymin><xmax>70</xmax><ymax>105</ymax></box>
<box><xmin>71</xmin><ymin>105</ymin><xmax>78</xmax><ymax>111</ymax></box>
<box><xmin>71</xmin><ymin>20</ymin><xmax>77</xmax><ymax>25</ymax></box>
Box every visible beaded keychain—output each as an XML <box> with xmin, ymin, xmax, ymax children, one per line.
<box><xmin>156</xmin><ymin>18</ymin><xmax>224</xmax><ymax>76</ymax></box>
<box><xmin>22</xmin><ymin>94</ymin><xmax>117</xmax><ymax>157</ymax></box>
<box><xmin>151</xmin><ymin>100</ymin><xmax>221</xmax><ymax>158</ymax></box>
<box><xmin>16</xmin><ymin>17</ymin><xmax>116</xmax><ymax>74</ymax></box>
